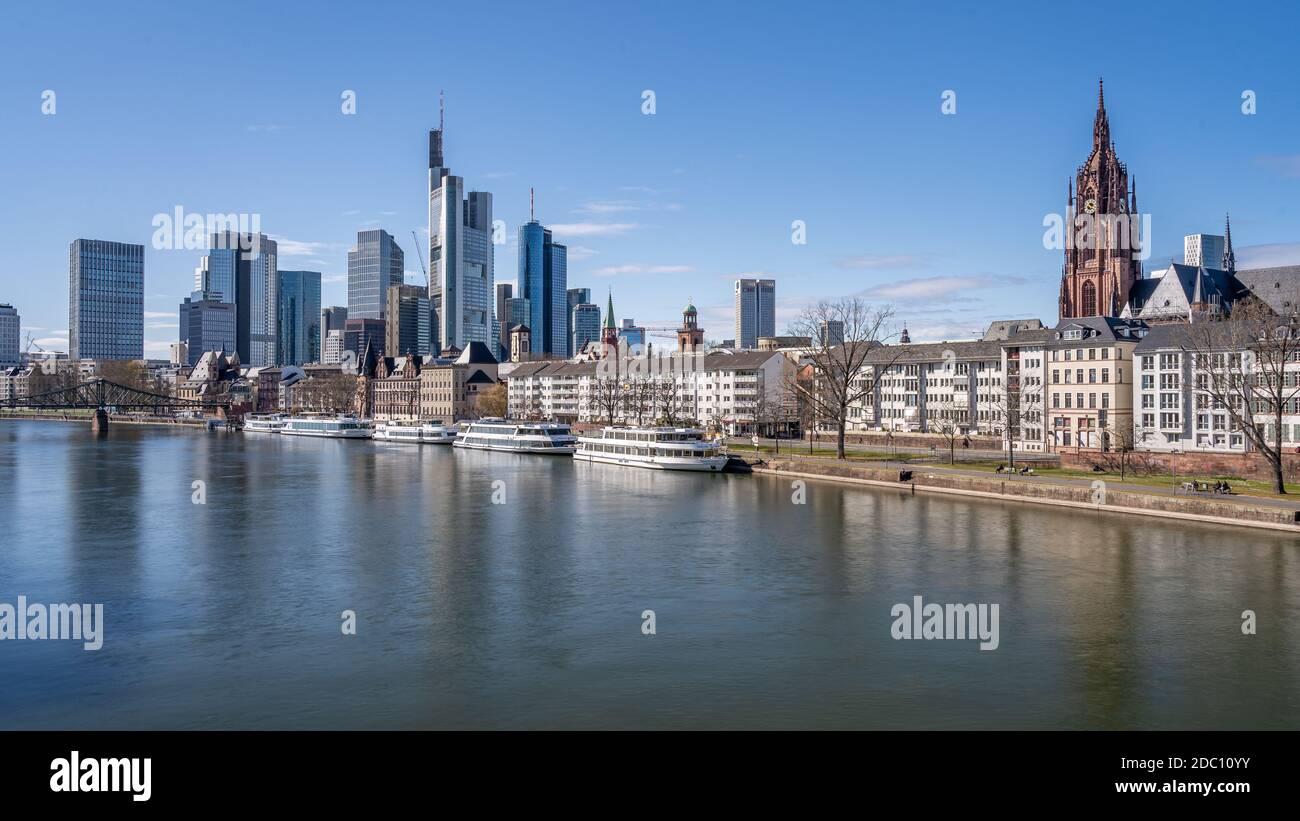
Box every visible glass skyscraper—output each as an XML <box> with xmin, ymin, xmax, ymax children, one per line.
<box><xmin>571</xmin><ymin>302</ymin><xmax>600</xmax><ymax>356</ymax></box>
<box><xmin>428</xmin><ymin>119</ymin><xmax>494</xmax><ymax>351</ymax></box>
<box><xmin>518</xmin><ymin>220</ymin><xmax>567</xmax><ymax>357</ymax></box>
<box><xmin>69</xmin><ymin>239</ymin><xmax>144</xmax><ymax>361</ymax></box>
<box><xmin>734</xmin><ymin>278</ymin><xmax>776</xmax><ymax>349</ymax></box>
<box><xmin>0</xmin><ymin>304</ymin><xmax>19</xmax><ymax>367</ymax></box>
<box><xmin>386</xmin><ymin>284</ymin><xmax>431</xmax><ymax>357</ymax></box>
<box><xmin>179</xmin><ymin>297</ymin><xmax>237</xmax><ymax>366</ymax></box>
<box><xmin>566</xmin><ymin>287</ymin><xmax>590</xmax><ymax>358</ymax></box>
<box><xmin>278</xmin><ymin>270</ymin><xmax>322</xmax><ymax>365</ymax></box>
<box><xmin>348</xmin><ymin>229</ymin><xmax>404</xmax><ymax>321</ymax></box>
<box><xmin>197</xmin><ymin>232</ymin><xmax>278</xmax><ymax>366</ymax></box>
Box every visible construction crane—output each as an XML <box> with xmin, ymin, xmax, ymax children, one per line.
<box><xmin>411</xmin><ymin>230</ymin><xmax>429</xmax><ymax>288</ymax></box>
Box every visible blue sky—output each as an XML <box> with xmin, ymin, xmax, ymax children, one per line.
<box><xmin>2</xmin><ymin>0</ymin><xmax>1299</xmax><ymax>357</ymax></box>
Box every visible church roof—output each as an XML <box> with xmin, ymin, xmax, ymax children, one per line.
<box><xmin>455</xmin><ymin>341</ymin><xmax>499</xmax><ymax>365</ymax></box>
<box><xmin>1235</xmin><ymin>266</ymin><xmax>1300</xmax><ymax>316</ymax></box>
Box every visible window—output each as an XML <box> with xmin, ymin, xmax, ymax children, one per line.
<box><xmin>1081</xmin><ymin>281</ymin><xmax>1097</xmax><ymax>315</ymax></box>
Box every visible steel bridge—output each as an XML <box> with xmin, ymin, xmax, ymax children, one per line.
<box><xmin>1</xmin><ymin>378</ymin><xmax>230</xmax><ymax>431</ymax></box>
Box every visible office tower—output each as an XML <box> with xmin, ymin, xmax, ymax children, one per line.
<box><xmin>278</xmin><ymin>270</ymin><xmax>322</xmax><ymax>365</ymax></box>
<box><xmin>495</xmin><ymin>283</ymin><xmax>513</xmax><ymax>360</ymax></box>
<box><xmin>734</xmin><ymin>278</ymin><xmax>775</xmax><ymax>349</ymax></box>
<box><xmin>348</xmin><ymin>229</ymin><xmax>404</xmax><ymax>321</ymax></box>
<box><xmin>518</xmin><ymin>210</ymin><xmax>568</xmax><ymax>357</ymax></box>
<box><xmin>571</xmin><ymin>302</ymin><xmax>600</xmax><ymax>356</ymax></box>
<box><xmin>504</xmin><ymin>296</ymin><xmax>531</xmax><ymax>338</ymax></box>
<box><xmin>0</xmin><ymin>304</ymin><xmax>19</xmax><ymax>366</ymax></box>
<box><xmin>819</xmin><ymin>319</ymin><xmax>845</xmax><ymax>347</ymax></box>
<box><xmin>1184</xmin><ymin>234</ymin><xmax>1226</xmax><ymax>269</ymax></box>
<box><xmin>169</xmin><ymin>341</ymin><xmax>188</xmax><ymax>366</ymax></box>
<box><xmin>428</xmin><ymin>103</ymin><xmax>494</xmax><ymax>351</ymax></box>
<box><xmin>567</xmin><ymin>287</ymin><xmax>590</xmax><ymax>357</ymax></box>
<box><xmin>386</xmin><ymin>284</ymin><xmax>431</xmax><ymax>357</ymax></box>
<box><xmin>69</xmin><ymin>239</ymin><xmax>144</xmax><ymax>361</ymax></box>
<box><xmin>618</xmin><ymin>318</ymin><xmax>646</xmax><ymax>348</ymax></box>
<box><xmin>322</xmin><ymin>330</ymin><xmax>345</xmax><ymax>365</ymax></box>
<box><xmin>179</xmin><ymin>296</ymin><xmax>237</xmax><ymax>366</ymax></box>
<box><xmin>200</xmin><ymin>232</ymin><xmax>278</xmax><ymax>366</ymax></box>
<box><xmin>343</xmin><ymin>318</ymin><xmax>385</xmax><ymax>361</ymax></box>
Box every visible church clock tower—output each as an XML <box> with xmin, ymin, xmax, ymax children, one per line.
<box><xmin>1059</xmin><ymin>80</ymin><xmax>1140</xmax><ymax>319</ymax></box>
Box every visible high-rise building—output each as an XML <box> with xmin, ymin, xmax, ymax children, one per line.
<box><xmin>504</xmin><ymin>296</ymin><xmax>531</xmax><ymax>339</ymax></box>
<box><xmin>179</xmin><ymin>296</ymin><xmax>237</xmax><ymax>366</ymax></box>
<box><xmin>1184</xmin><ymin>234</ymin><xmax>1226</xmax><ymax>269</ymax></box>
<box><xmin>428</xmin><ymin>105</ymin><xmax>494</xmax><ymax>351</ymax></box>
<box><xmin>495</xmin><ymin>283</ymin><xmax>513</xmax><ymax>360</ymax></box>
<box><xmin>343</xmin><ymin>318</ymin><xmax>385</xmax><ymax>361</ymax></box>
<box><xmin>278</xmin><ymin>270</ymin><xmax>322</xmax><ymax>365</ymax></box>
<box><xmin>734</xmin><ymin>278</ymin><xmax>776</xmax><ymax>349</ymax></box>
<box><xmin>618</xmin><ymin>318</ymin><xmax>646</xmax><ymax>348</ymax></box>
<box><xmin>322</xmin><ymin>329</ymin><xmax>345</xmax><ymax>365</ymax></box>
<box><xmin>567</xmin><ymin>287</ymin><xmax>590</xmax><ymax>357</ymax></box>
<box><xmin>348</xmin><ymin>230</ymin><xmax>404</xmax><ymax>321</ymax></box>
<box><xmin>169</xmin><ymin>341</ymin><xmax>188</xmax><ymax>366</ymax></box>
<box><xmin>571</xmin><ymin>302</ymin><xmax>600</xmax><ymax>356</ymax></box>
<box><xmin>200</xmin><ymin>232</ymin><xmax>278</xmax><ymax>365</ymax></box>
<box><xmin>69</xmin><ymin>239</ymin><xmax>144</xmax><ymax>361</ymax></box>
<box><xmin>0</xmin><ymin>304</ymin><xmax>19</xmax><ymax>366</ymax></box>
<box><xmin>386</xmin><ymin>284</ymin><xmax>431</xmax><ymax>357</ymax></box>
<box><xmin>518</xmin><ymin>210</ymin><xmax>568</xmax><ymax>357</ymax></box>
<box><xmin>819</xmin><ymin>320</ymin><xmax>845</xmax><ymax>347</ymax></box>
<box><xmin>1059</xmin><ymin>80</ymin><xmax>1140</xmax><ymax>319</ymax></box>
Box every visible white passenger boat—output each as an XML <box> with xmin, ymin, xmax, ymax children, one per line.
<box><xmin>281</xmin><ymin>414</ymin><xmax>374</xmax><ymax>439</ymax></box>
<box><xmin>373</xmin><ymin>420</ymin><xmax>459</xmax><ymax>444</ymax></box>
<box><xmin>243</xmin><ymin>413</ymin><xmax>288</xmax><ymax>433</ymax></box>
<box><xmin>574</xmin><ymin>426</ymin><xmax>728</xmax><ymax>471</ymax></box>
<box><xmin>452</xmin><ymin>418</ymin><xmax>577</xmax><ymax>454</ymax></box>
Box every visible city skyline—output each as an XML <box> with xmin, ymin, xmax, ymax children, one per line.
<box><xmin>4</xmin><ymin>3</ymin><xmax>1300</xmax><ymax>359</ymax></box>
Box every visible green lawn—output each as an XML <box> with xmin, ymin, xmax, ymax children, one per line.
<box><xmin>947</xmin><ymin>459</ymin><xmax>1300</xmax><ymax>498</ymax></box>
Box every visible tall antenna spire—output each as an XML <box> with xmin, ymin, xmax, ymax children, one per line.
<box><xmin>530</xmin><ymin>187</ymin><xmax>535</xmax><ymax>222</ymax></box>
<box><xmin>439</xmin><ymin>89</ymin><xmax>444</xmax><ymax>134</ymax></box>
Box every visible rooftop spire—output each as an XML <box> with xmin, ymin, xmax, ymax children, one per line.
<box><xmin>1093</xmin><ymin>77</ymin><xmax>1111</xmax><ymax>148</ymax></box>
<box><xmin>439</xmin><ymin>89</ymin><xmax>444</xmax><ymax>134</ymax></box>
<box><xmin>530</xmin><ymin>187</ymin><xmax>535</xmax><ymax>222</ymax></box>
<box><xmin>1223</xmin><ymin>213</ymin><xmax>1236</xmax><ymax>272</ymax></box>
<box><xmin>604</xmin><ymin>289</ymin><xmax>616</xmax><ymax>328</ymax></box>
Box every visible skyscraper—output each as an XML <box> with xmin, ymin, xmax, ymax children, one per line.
<box><xmin>348</xmin><ymin>230</ymin><xmax>404</xmax><ymax>321</ymax></box>
<box><xmin>179</xmin><ymin>296</ymin><xmax>236</xmax><ymax>366</ymax></box>
<box><xmin>495</xmin><ymin>282</ymin><xmax>513</xmax><ymax>361</ymax></box>
<box><xmin>428</xmin><ymin>101</ymin><xmax>494</xmax><ymax>351</ymax></box>
<box><xmin>278</xmin><ymin>270</ymin><xmax>322</xmax><ymax>365</ymax></box>
<box><xmin>0</xmin><ymin>304</ymin><xmax>19</xmax><ymax>366</ymax></box>
<box><xmin>200</xmin><ymin>232</ymin><xmax>278</xmax><ymax>366</ymax></box>
<box><xmin>69</xmin><ymin>239</ymin><xmax>144</xmax><ymax>361</ymax></box>
<box><xmin>386</xmin><ymin>284</ymin><xmax>431</xmax><ymax>357</ymax></box>
<box><xmin>571</xmin><ymin>302</ymin><xmax>600</xmax><ymax>356</ymax></box>
<box><xmin>567</xmin><ymin>287</ymin><xmax>590</xmax><ymax>357</ymax></box>
<box><xmin>321</xmin><ymin>306</ymin><xmax>348</xmax><ymax>339</ymax></box>
<box><xmin>518</xmin><ymin>212</ymin><xmax>568</xmax><ymax>357</ymax></box>
<box><xmin>734</xmin><ymin>278</ymin><xmax>776</xmax><ymax>349</ymax></box>
<box><xmin>504</xmin><ymin>296</ymin><xmax>531</xmax><ymax>339</ymax></box>
<box><xmin>1184</xmin><ymin>234</ymin><xmax>1226</xmax><ymax>269</ymax></box>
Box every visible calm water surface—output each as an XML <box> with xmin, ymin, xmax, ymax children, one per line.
<box><xmin>0</xmin><ymin>419</ymin><xmax>1297</xmax><ymax>729</ymax></box>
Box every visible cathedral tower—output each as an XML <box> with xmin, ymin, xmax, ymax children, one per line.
<box><xmin>1059</xmin><ymin>80</ymin><xmax>1141</xmax><ymax>319</ymax></box>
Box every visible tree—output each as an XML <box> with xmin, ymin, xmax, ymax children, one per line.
<box><xmin>295</xmin><ymin>372</ymin><xmax>356</xmax><ymax>413</ymax></box>
<box><xmin>654</xmin><ymin>375</ymin><xmax>690</xmax><ymax>427</ymax></box>
<box><xmin>621</xmin><ymin>376</ymin><xmax>654</xmax><ymax>427</ymax></box>
<box><xmin>987</xmin><ymin>361</ymin><xmax>1043</xmax><ymax>471</ymax></box>
<box><xmin>926</xmin><ymin>396</ymin><xmax>965</xmax><ymax>464</ymax></box>
<box><xmin>1185</xmin><ymin>302</ymin><xmax>1300</xmax><ymax>494</ymax></box>
<box><xmin>477</xmin><ymin>382</ymin><xmax>507</xmax><ymax>418</ymax></box>
<box><xmin>785</xmin><ymin>298</ymin><xmax>898</xmax><ymax>459</ymax></box>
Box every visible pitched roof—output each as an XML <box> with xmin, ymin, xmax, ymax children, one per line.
<box><xmin>455</xmin><ymin>341</ymin><xmax>498</xmax><ymax>365</ymax></box>
<box><xmin>1235</xmin><ymin>265</ymin><xmax>1300</xmax><ymax>315</ymax></box>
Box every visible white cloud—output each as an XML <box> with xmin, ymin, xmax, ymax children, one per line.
<box><xmin>550</xmin><ymin>222</ymin><xmax>638</xmax><ymax>238</ymax></box>
<box><xmin>593</xmin><ymin>264</ymin><xmax>693</xmax><ymax>276</ymax></box>
<box><xmin>1237</xmin><ymin>242</ymin><xmax>1300</xmax><ymax>269</ymax></box>
<box><xmin>269</xmin><ymin>236</ymin><xmax>338</xmax><ymax>256</ymax></box>
<box><xmin>143</xmin><ymin>311</ymin><xmax>174</xmax><ymax>319</ymax></box>
<box><xmin>861</xmin><ymin>275</ymin><xmax>1015</xmax><ymax>302</ymax></box>
<box><xmin>566</xmin><ymin>245</ymin><xmax>598</xmax><ymax>261</ymax></box>
<box><xmin>835</xmin><ymin>254</ymin><xmax>924</xmax><ymax>270</ymax></box>
<box><xmin>1255</xmin><ymin>155</ymin><xmax>1300</xmax><ymax>179</ymax></box>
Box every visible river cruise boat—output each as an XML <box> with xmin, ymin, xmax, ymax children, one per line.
<box><xmin>453</xmin><ymin>419</ymin><xmax>577</xmax><ymax>454</ymax></box>
<box><xmin>574</xmin><ymin>426</ymin><xmax>728</xmax><ymax>471</ymax></box>
<box><xmin>373</xmin><ymin>420</ymin><xmax>459</xmax><ymax>444</ymax></box>
<box><xmin>242</xmin><ymin>413</ymin><xmax>288</xmax><ymax>433</ymax></box>
<box><xmin>280</xmin><ymin>414</ymin><xmax>374</xmax><ymax>439</ymax></box>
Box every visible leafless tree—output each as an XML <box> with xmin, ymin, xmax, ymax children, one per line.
<box><xmin>1184</xmin><ymin>302</ymin><xmax>1300</xmax><ymax>494</ymax></box>
<box><xmin>987</xmin><ymin>367</ymin><xmax>1044</xmax><ymax>471</ymax></box>
<box><xmin>621</xmin><ymin>376</ymin><xmax>655</xmax><ymax>427</ymax></box>
<box><xmin>589</xmin><ymin>374</ymin><xmax>622</xmax><ymax>423</ymax></box>
<box><xmin>654</xmin><ymin>375</ymin><xmax>690</xmax><ymax>426</ymax></box>
<box><xmin>785</xmin><ymin>298</ymin><xmax>897</xmax><ymax>459</ymax></box>
<box><xmin>925</xmin><ymin>396</ymin><xmax>965</xmax><ymax>464</ymax></box>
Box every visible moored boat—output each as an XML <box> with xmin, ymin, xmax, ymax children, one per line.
<box><xmin>452</xmin><ymin>418</ymin><xmax>576</xmax><ymax>453</ymax></box>
<box><xmin>574</xmin><ymin>426</ymin><xmax>727</xmax><ymax>471</ymax></box>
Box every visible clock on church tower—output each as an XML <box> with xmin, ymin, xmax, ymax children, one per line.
<box><xmin>1058</xmin><ymin>79</ymin><xmax>1141</xmax><ymax>319</ymax></box>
